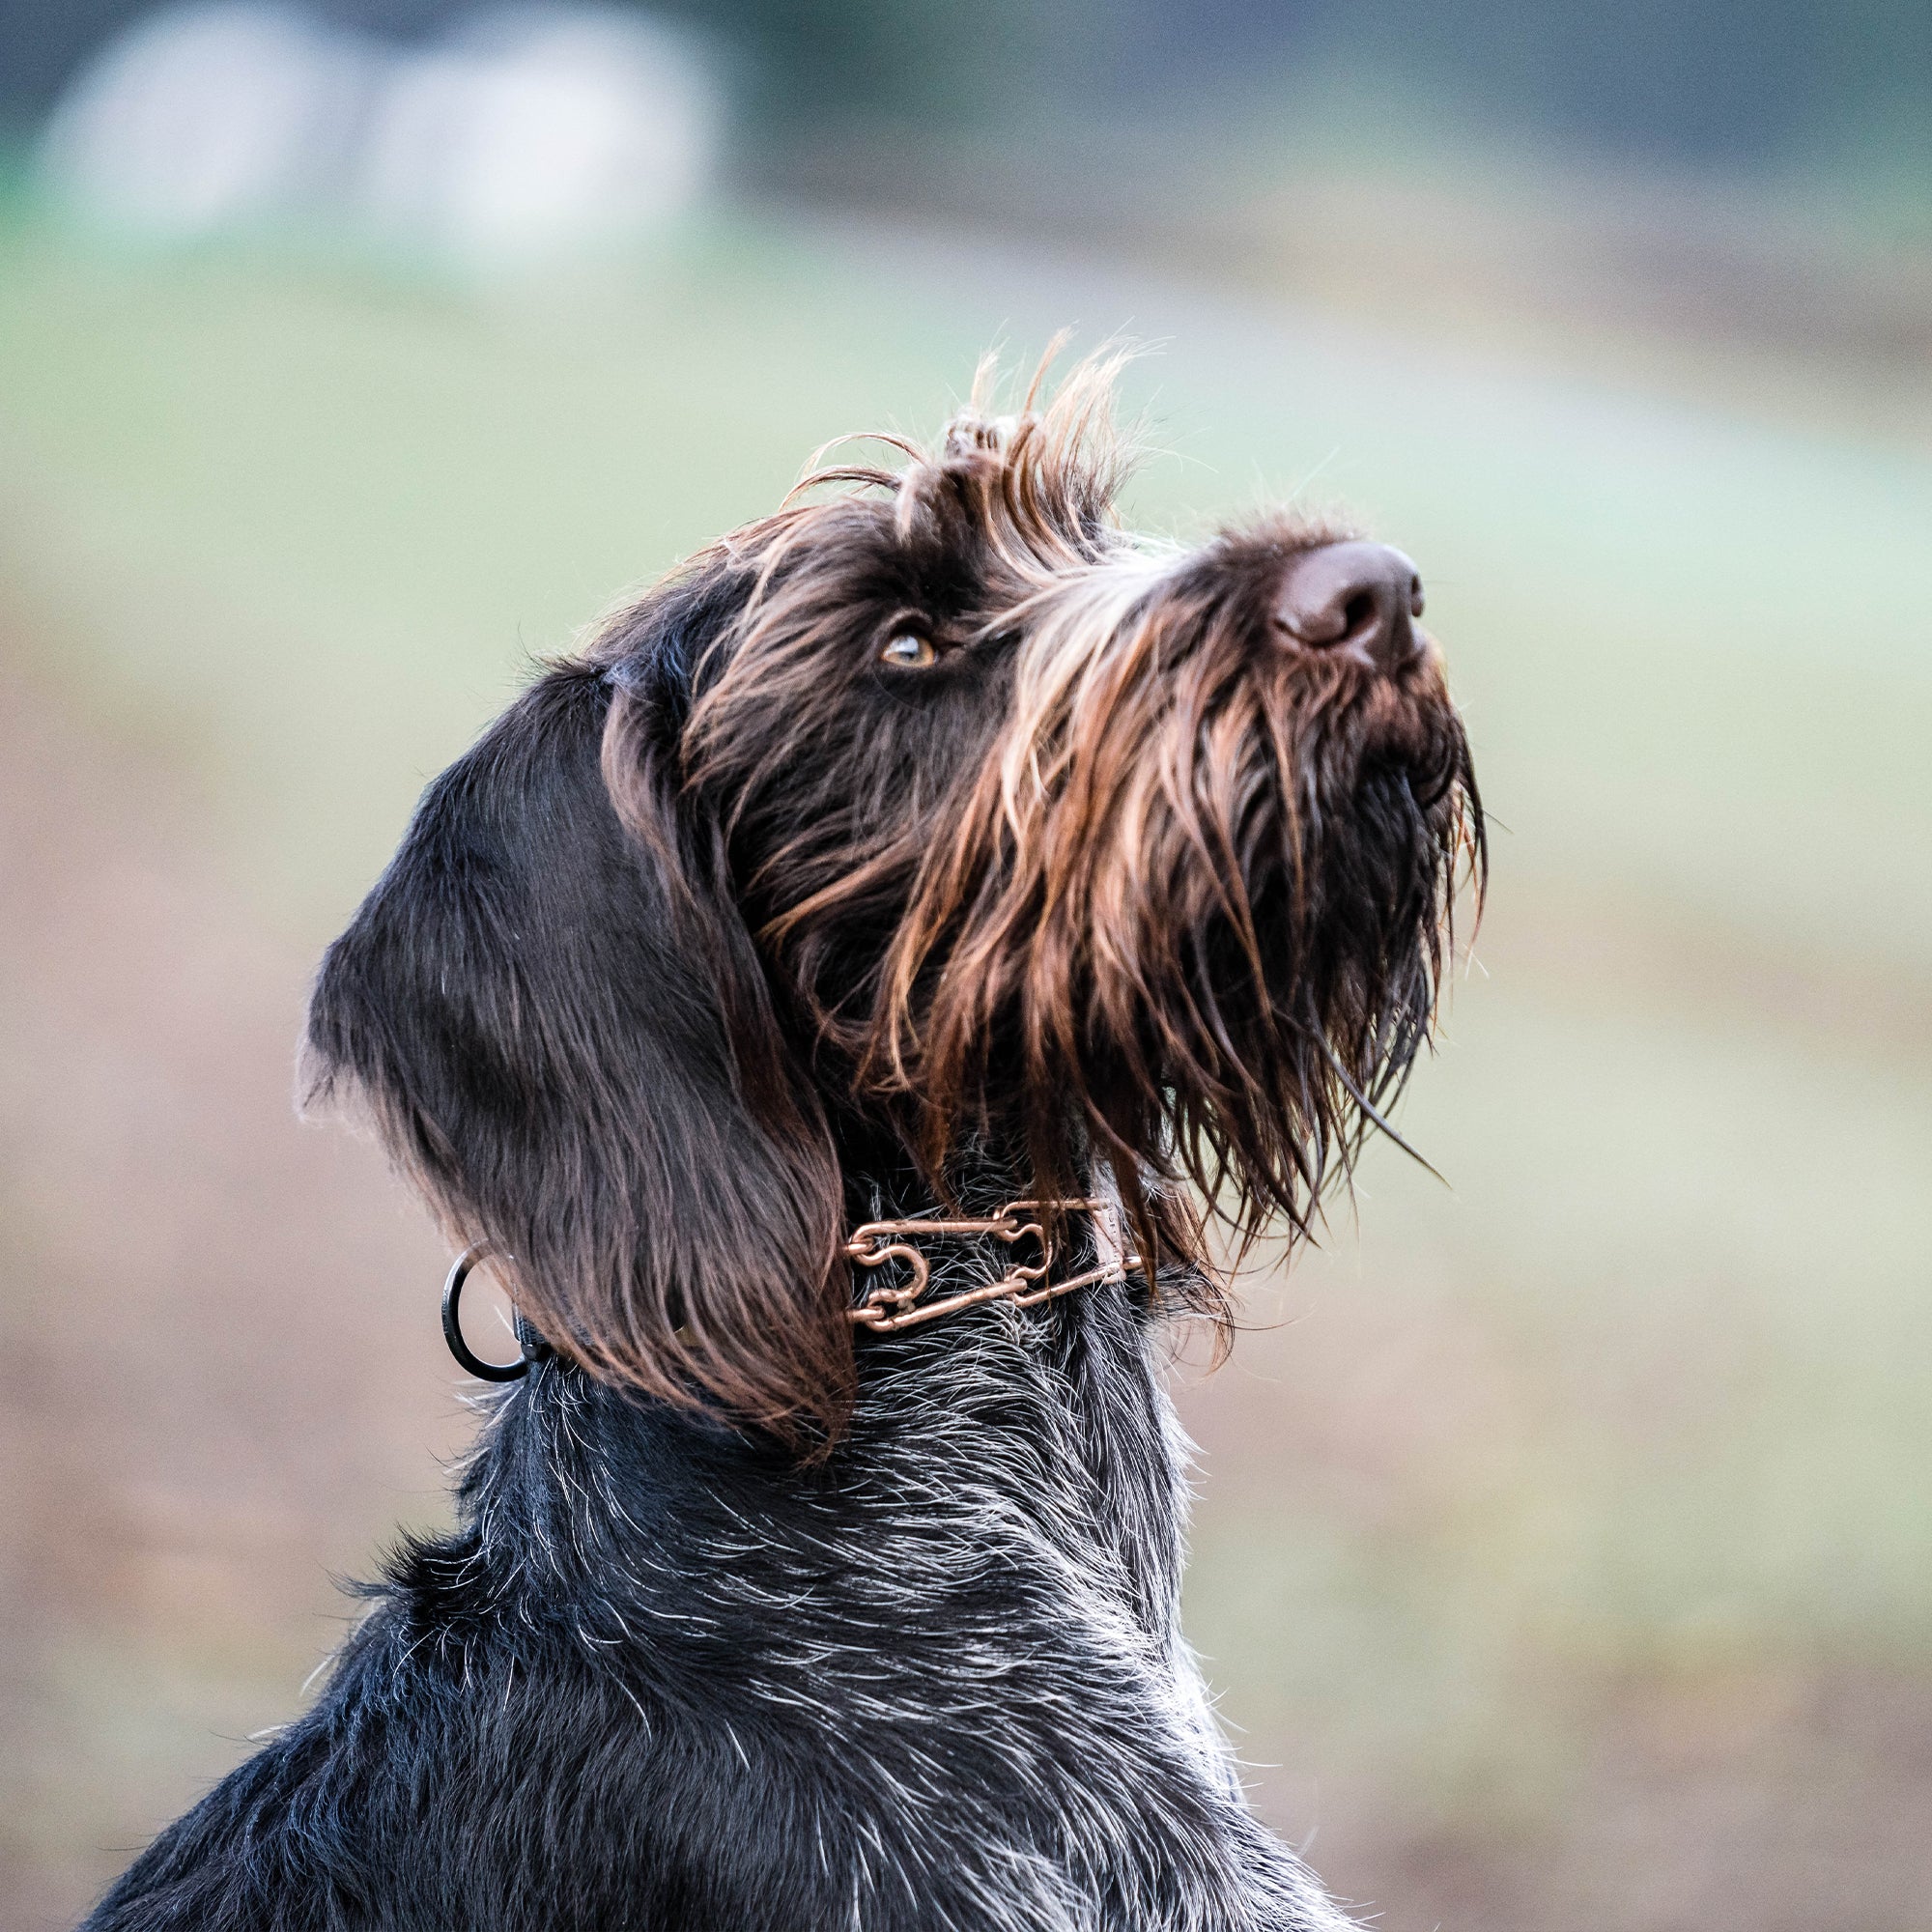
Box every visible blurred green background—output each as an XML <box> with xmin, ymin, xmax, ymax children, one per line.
<box><xmin>2</xmin><ymin>4</ymin><xmax>1929</xmax><ymax>1928</ymax></box>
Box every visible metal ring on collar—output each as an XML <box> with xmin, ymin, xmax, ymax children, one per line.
<box><xmin>441</xmin><ymin>1245</ymin><xmax>532</xmax><ymax>1382</ymax></box>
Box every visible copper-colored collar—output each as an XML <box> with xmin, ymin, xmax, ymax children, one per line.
<box><xmin>843</xmin><ymin>1198</ymin><xmax>1141</xmax><ymax>1333</ymax></box>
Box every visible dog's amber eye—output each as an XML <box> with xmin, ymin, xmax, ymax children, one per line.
<box><xmin>879</xmin><ymin>633</ymin><xmax>937</xmax><ymax>668</ymax></box>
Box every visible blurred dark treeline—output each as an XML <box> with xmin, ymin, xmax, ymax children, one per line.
<box><xmin>5</xmin><ymin>0</ymin><xmax>1929</xmax><ymax>175</ymax></box>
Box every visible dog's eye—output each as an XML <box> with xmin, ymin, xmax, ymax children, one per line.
<box><xmin>879</xmin><ymin>633</ymin><xmax>937</xmax><ymax>669</ymax></box>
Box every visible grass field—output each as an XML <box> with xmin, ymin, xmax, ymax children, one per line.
<box><xmin>3</xmin><ymin>201</ymin><xmax>1930</xmax><ymax>1927</ymax></box>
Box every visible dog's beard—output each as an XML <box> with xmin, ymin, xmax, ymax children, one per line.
<box><xmin>857</xmin><ymin>560</ymin><xmax>1483</xmax><ymax>1275</ymax></box>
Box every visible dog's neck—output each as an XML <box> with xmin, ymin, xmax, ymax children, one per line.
<box><xmin>449</xmin><ymin>1122</ymin><xmax>1187</xmax><ymax>1649</ymax></box>
<box><xmin>830</xmin><ymin>1112</ymin><xmax>1039</xmax><ymax>1216</ymax></box>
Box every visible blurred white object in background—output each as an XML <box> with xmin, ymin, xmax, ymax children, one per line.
<box><xmin>358</xmin><ymin>8</ymin><xmax>723</xmax><ymax>266</ymax></box>
<box><xmin>36</xmin><ymin>3</ymin><xmax>371</xmax><ymax>241</ymax></box>
<box><xmin>35</xmin><ymin>1</ymin><xmax>724</xmax><ymax>265</ymax></box>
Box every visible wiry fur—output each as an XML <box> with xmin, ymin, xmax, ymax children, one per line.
<box><xmin>82</xmin><ymin>351</ymin><xmax>1480</xmax><ymax>1931</ymax></box>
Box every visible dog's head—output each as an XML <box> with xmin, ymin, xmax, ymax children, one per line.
<box><xmin>306</xmin><ymin>351</ymin><xmax>1481</xmax><ymax>1444</ymax></box>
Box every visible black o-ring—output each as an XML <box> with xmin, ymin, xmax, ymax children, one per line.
<box><xmin>441</xmin><ymin>1246</ymin><xmax>530</xmax><ymax>1382</ymax></box>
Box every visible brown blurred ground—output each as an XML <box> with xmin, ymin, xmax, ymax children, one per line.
<box><xmin>0</xmin><ymin>657</ymin><xmax>457</xmax><ymax>1927</ymax></box>
<box><xmin>1188</xmin><ymin>1298</ymin><xmax>1932</xmax><ymax>1931</ymax></box>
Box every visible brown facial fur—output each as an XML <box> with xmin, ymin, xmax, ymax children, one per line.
<box><xmin>310</xmin><ymin>349</ymin><xmax>1481</xmax><ymax>1445</ymax></box>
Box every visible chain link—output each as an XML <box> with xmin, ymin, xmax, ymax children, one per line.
<box><xmin>843</xmin><ymin>1199</ymin><xmax>1140</xmax><ymax>1333</ymax></box>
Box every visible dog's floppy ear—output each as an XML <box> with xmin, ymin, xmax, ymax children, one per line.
<box><xmin>303</xmin><ymin>644</ymin><xmax>852</xmax><ymax>1444</ymax></box>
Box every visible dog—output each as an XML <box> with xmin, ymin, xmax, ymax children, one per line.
<box><xmin>81</xmin><ymin>349</ymin><xmax>1480</xmax><ymax>1931</ymax></box>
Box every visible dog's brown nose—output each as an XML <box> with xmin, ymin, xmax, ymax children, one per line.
<box><xmin>1275</xmin><ymin>541</ymin><xmax>1425</xmax><ymax>668</ymax></box>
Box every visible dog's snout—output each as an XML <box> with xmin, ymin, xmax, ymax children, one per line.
<box><xmin>1274</xmin><ymin>541</ymin><xmax>1425</xmax><ymax>668</ymax></box>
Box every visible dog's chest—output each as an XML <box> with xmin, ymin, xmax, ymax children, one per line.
<box><xmin>740</xmin><ymin>1303</ymin><xmax>1230</xmax><ymax>1765</ymax></box>
<box><xmin>436</xmin><ymin>1288</ymin><xmax>1345</xmax><ymax>1929</ymax></box>
<box><xmin>627</xmin><ymin>1296</ymin><xmax>1275</xmax><ymax>1918</ymax></box>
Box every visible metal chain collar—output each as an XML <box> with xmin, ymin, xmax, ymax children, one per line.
<box><xmin>442</xmin><ymin>1201</ymin><xmax>1141</xmax><ymax>1379</ymax></box>
<box><xmin>843</xmin><ymin>1198</ymin><xmax>1141</xmax><ymax>1333</ymax></box>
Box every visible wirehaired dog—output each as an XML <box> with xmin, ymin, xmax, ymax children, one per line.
<box><xmin>83</xmin><ymin>350</ymin><xmax>1480</xmax><ymax>1931</ymax></box>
